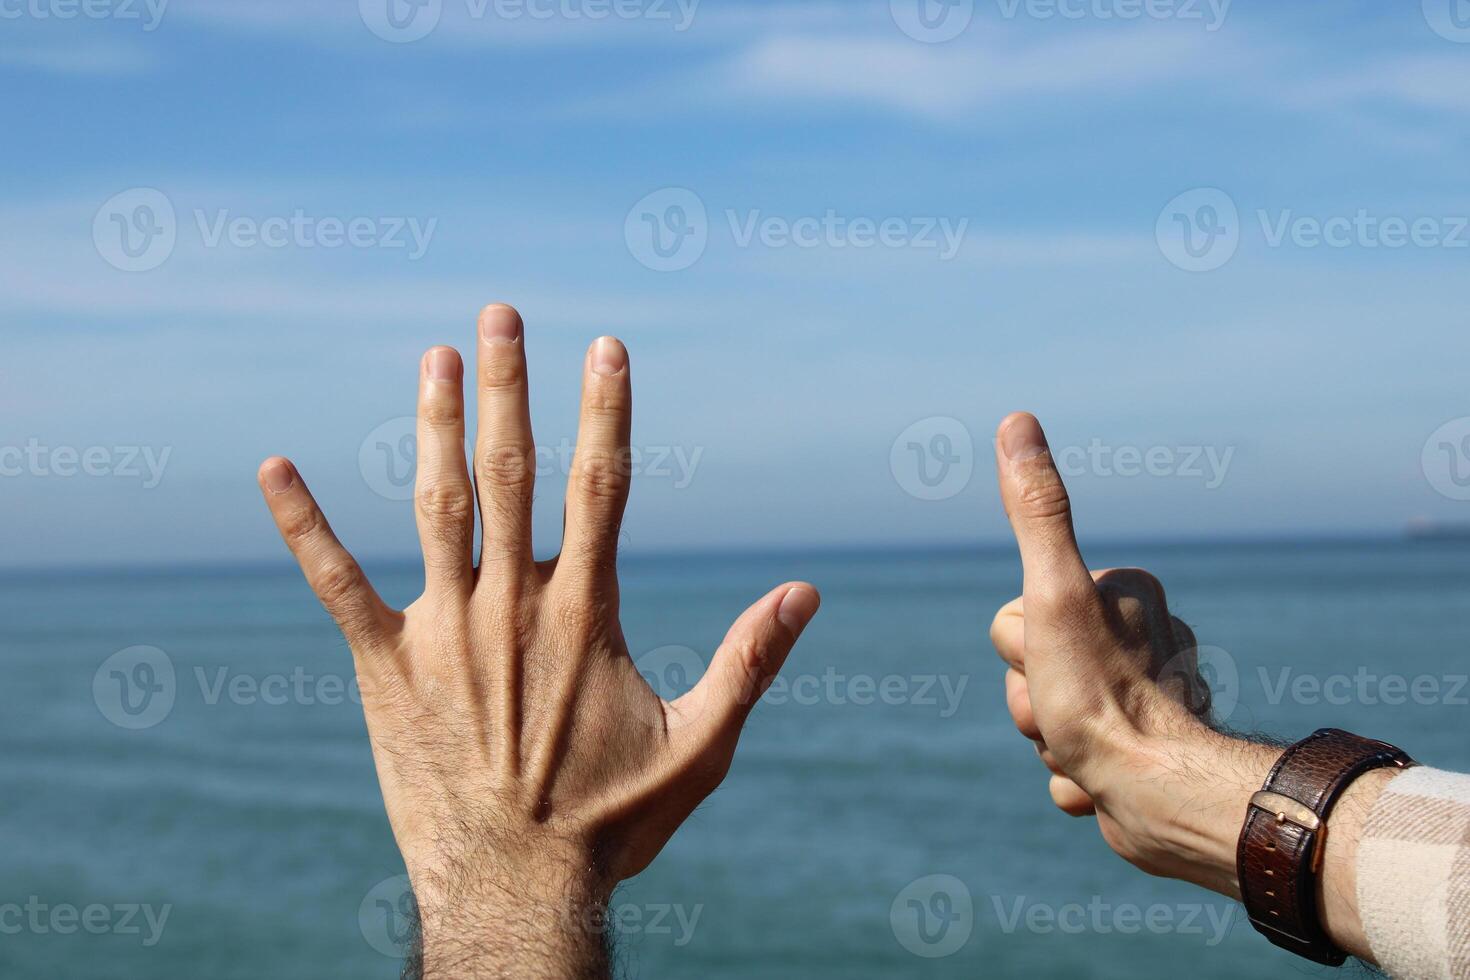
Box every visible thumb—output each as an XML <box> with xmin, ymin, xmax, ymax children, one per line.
<box><xmin>674</xmin><ymin>583</ymin><xmax>820</xmax><ymax>737</ymax></box>
<box><xmin>993</xmin><ymin>413</ymin><xmax>1093</xmax><ymax>601</ymax></box>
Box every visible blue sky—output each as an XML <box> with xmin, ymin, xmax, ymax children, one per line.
<box><xmin>5</xmin><ymin>0</ymin><xmax>1470</xmax><ymax>567</ymax></box>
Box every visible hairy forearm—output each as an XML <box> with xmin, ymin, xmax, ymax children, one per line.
<box><xmin>1119</xmin><ymin>729</ymin><xmax>1395</xmax><ymax>964</ymax></box>
<box><xmin>404</xmin><ymin>847</ymin><xmax>615</xmax><ymax>980</ymax></box>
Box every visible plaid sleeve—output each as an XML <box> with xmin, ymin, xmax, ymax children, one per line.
<box><xmin>1357</xmin><ymin>766</ymin><xmax>1470</xmax><ymax>979</ymax></box>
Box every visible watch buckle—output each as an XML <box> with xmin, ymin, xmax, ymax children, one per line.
<box><xmin>1250</xmin><ymin>790</ymin><xmax>1327</xmax><ymax>871</ymax></box>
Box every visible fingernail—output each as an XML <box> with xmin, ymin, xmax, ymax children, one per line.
<box><xmin>777</xmin><ymin>587</ymin><xmax>820</xmax><ymax>633</ymax></box>
<box><xmin>590</xmin><ymin>336</ymin><xmax>627</xmax><ymax>376</ymax></box>
<box><xmin>479</xmin><ymin>305</ymin><xmax>521</xmax><ymax>344</ymax></box>
<box><xmin>426</xmin><ymin>347</ymin><xmax>459</xmax><ymax>382</ymax></box>
<box><xmin>1000</xmin><ymin>413</ymin><xmax>1049</xmax><ymax>461</ymax></box>
<box><xmin>262</xmin><ymin>459</ymin><xmax>295</xmax><ymax>494</ymax></box>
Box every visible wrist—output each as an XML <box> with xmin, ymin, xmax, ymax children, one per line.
<box><xmin>1098</xmin><ymin>726</ymin><xmax>1278</xmax><ymax>892</ymax></box>
<box><xmin>1109</xmin><ymin>728</ymin><xmax>1401</xmax><ymax>964</ymax></box>
<box><xmin>408</xmin><ymin>836</ymin><xmax>615</xmax><ymax>979</ymax></box>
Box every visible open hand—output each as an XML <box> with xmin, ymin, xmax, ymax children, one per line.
<box><xmin>257</xmin><ymin>304</ymin><xmax>820</xmax><ymax>976</ymax></box>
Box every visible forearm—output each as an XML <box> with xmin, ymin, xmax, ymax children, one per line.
<box><xmin>406</xmin><ymin>849</ymin><xmax>615</xmax><ymax>980</ymax></box>
<box><xmin>1116</xmin><ymin>728</ymin><xmax>1395</xmax><ymax>964</ymax></box>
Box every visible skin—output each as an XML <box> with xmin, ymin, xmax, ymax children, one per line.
<box><xmin>988</xmin><ymin>410</ymin><xmax>1397</xmax><ymax>965</ymax></box>
<box><xmin>257</xmin><ymin>304</ymin><xmax>820</xmax><ymax>978</ymax></box>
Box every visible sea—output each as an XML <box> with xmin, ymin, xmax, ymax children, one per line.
<box><xmin>2</xmin><ymin>538</ymin><xmax>1466</xmax><ymax>978</ymax></box>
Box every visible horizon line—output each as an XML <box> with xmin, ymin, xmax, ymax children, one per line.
<box><xmin>0</xmin><ymin>529</ymin><xmax>1445</xmax><ymax>579</ymax></box>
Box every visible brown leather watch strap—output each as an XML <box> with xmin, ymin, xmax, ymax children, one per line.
<box><xmin>1236</xmin><ymin>728</ymin><xmax>1414</xmax><ymax>965</ymax></box>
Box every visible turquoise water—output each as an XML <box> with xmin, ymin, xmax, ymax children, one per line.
<box><xmin>3</xmin><ymin>540</ymin><xmax>1467</xmax><ymax>978</ymax></box>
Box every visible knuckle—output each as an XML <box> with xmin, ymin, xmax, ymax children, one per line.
<box><xmin>1031</xmin><ymin>579</ymin><xmax>1096</xmax><ymax>620</ymax></box>
<box><xmin>581</xmin><ymin>384</ymin><xmax>627</xmax><ymax>416</ymax></box>
<box><xmin>314</xmin><ymin>559</ymin><xmax>367</xmax><ymax>610</ymax></box>
<box><xmin>559</xmin><ymin>550</ymin><xmax>617</xmax><ymax>583</ymax></box>
<box><xmin>988</xmin><ymin>610</ymin><xmax>1012</xmax><ymax>648</ymax></box>
<box><xmin>416</xmin><ymin>482</ymin><xmax>475</xmax><ymax>523</ymax></box>
<box><xmin>1098</xmin><ymin>566</ymin><xmax>1163</xmax><ymax>596</ymax></box>
<box><xmin>479</xmin><ymin>355</ymin><xmax>525</xmax><ymax>393</ymax></box>
<box><xmin>1015</xmin><ymin>475</ymin><xmax>1072</xmax><ymax>522</ymax></box>
<box><xmin>573</xmin><ymin>450</ymin><xmax>629</xmax><ymax>504</ymax></box>
<box><xmin>1097</xmin><ymin>568</ymin><xmax>1168</xmax><ymax>619</ymax></box>
<box><xmin>477</xmin><ymin>445</ymin><xmax>533</xmax><ymax>494</ymax></box>
<box><xmin>418</xmin><ymin>397</ymin><xmax>463</xmax><ymax>428</ymax></box>
<box><xmin>280</xmin><ymin>506</ymin><xmax>328</xmax><ymax>545</ymax></box>
<box><xmin>549</xmin><ymin>596</ymin><xmax>605</xmax><ymax>643</ymax></box>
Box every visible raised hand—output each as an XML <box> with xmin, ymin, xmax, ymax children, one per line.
<box><xmin>257</xmin><ymin>304</ymin><xmax>820</xmax><ymax>978</ymax></box>
<box><xmin>987</xmin><ymin>412</ymin><xmax>1256</xmax><ymax>888</ymax></box>
<box><xmin>986</xmin><ymin>412</ymin><xmax>1389</xmax><ymax>962</ymax></box>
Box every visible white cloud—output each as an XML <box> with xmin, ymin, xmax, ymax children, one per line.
<box><xmin>1304</xmin><ymin>55</ymin><xmax>1470</xmax><ymax>114</ymax></box>
<box><xmin>590</xmin><ymin>24</ymin><xmax>1251</xmax><ymax>121</ymax></box>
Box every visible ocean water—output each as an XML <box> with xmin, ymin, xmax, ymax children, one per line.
<box><xmin>2</xmin><ymin>539</ymin><xmax>1467</xmax><ymax>979</ymax></box>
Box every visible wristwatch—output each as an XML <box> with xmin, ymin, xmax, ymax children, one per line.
<box><xmin>1236</xmin><ymin>728</ymin><xmax>1414</xmax><ymax>965</ymax></box>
